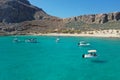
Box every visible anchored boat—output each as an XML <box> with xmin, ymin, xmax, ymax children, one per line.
<box><xmin>78</xmin><ymin>41</ymin><xmax>90</xmax><ymax>46</ymax></box>
<box><xmin>82</xmin><ymin>50</ymin><xmax>97</xmax><ymax>58</ymax></box>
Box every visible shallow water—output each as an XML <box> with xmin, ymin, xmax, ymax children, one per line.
<box><xmin>0</xmin><ymin>36</ymin><xmax>120</xmax><ymax>80</ymax></box>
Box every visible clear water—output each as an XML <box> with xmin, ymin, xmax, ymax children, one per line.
<box><xmin>0</xmin><ymin>36</ymin><xmax>120</xmax><ymax>80</ymax></box>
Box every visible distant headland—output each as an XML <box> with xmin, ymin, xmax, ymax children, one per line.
<box><xmin>0</xmin><ymin>0</ymin><xmax>120</xmax><ymax>37</ymax></box>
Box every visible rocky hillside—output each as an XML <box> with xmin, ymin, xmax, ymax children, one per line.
<box><xmin>0</xmin><ymin>0</ymin><xmax>55</xmax><ymax>23</ymax></box>
<box><xmin>63</xmin><ymin>12</ymin><xmax>120</xmax><ymax>24</ymax></box>
<box><xmin>62</xmin><ymin>12</ymin><xmax>120</xmax><ymax>32</ymax></box>
<box><xmin>0</xmin><ymin>0</ymin><xmax>120</xmax><ymax>35</ymax></box>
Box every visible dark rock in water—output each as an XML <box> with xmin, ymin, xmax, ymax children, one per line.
<box><xmin>0</xmin><ymin>0</ymin><xmax>49</xmax><ymax>23</ymax></box>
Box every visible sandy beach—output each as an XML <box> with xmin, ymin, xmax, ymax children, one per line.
<box><xmin>28</xmin><ymin>29</ymin><xmax>120</xmax><ymax>38</ymax></box>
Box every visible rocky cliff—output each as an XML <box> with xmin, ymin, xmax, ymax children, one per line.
<box><xmin>63</xmin><ymin>12</ymin><xmax>120</xmax><ymax>24</ymax></box>
<box><xmin>0</xmin><ymin>0</ymin><xmax>120</xmax><ymax>35</ymax></box>
<box><xmin>0</xmin><ymin>0</ymin><xmax>120</xmax><ymax>24</ymax></box>
<box><xmin>0</xmin><ymin>0</ymin><xmax>53</xmax><ymax>23</ymax></box>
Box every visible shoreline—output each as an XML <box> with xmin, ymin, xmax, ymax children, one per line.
<box><xmin>3</xmin><ymin>29</ymin><xmax>120</xmax><ymax>38</ymax></box>
<box><xmin>28</xmin><ymin>33</ymin><xmax>120</xmax><ymax>38</ymax></box>
<box><xmin>30</xmin><ymin>29</ymin><xmax>120</xmax><ymax>38</ymax></box>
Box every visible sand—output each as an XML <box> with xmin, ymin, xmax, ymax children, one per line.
<box><xmin>28</xmin><ymin>29</ymin><xmax>120</xmax><ymax>38</ymax></box>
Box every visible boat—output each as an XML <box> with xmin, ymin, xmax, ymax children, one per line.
<box><xmin>56</xmin><ymin>38</ymin><xmax>60</xmax><ymax>42</ymax></box>
<box><xmin>82</xmin><ymin>50</ymin><xmax>97</xmax><ymax>58</ymax></box>
<box><xmin>13</xmin><ymin>37</ymin><xmax>21</xmax><ymax>42</ymax></box>
<box><xmin>25</xmin><ymin>38</ymin><xmax>37</xmax><ymax>43</ymax></box>
<box><xmin>78</xmin><ymin>41</ymin><xmax>90</xmax><ymax>46</ymax></box>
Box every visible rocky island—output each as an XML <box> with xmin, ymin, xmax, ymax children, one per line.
<box><xmin>0</xmin><ymin>0</ymin><xmax>120</xmax><ymax>37</ymax></box>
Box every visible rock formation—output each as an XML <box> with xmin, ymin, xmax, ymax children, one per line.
<box><xmin>63</xmin><ymin>12</ymin><xmax>120</xmax><ymax>24</ymax></box>
<box><xmin>0</xmin><ymin>0</ymin><xmax>120</xmax><ymax>24</ymax></box>
<box><xmin>0</xmin><ymin>0</ymin><xmax>120</xmax><ymax>35</ymax></box>
<box><xmin>0</xmin><ymin>0</ymin><xmax>51</xmax><ymax>23</ymax></box>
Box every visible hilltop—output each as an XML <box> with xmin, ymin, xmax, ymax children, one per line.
<box><xmin>0</xmin><ymin>0</ymin><xmax>52</xmax><ymax>23</ymax></box>
<box><xmin>64</xmin><ymin>12</ymin><xmax>120</xmax><ymax>24</ymax></box>
<box><xmin>0</xmin><ymin>0</ymin><xmax>120</xmax><ymax>35</ymax></box>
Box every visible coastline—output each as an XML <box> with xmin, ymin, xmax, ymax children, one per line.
<box><xmin>27</xmin><ymin>33</ymin><xmax>120</xmax><ymax>38</ymax></box>
<box><xmin>26</xmin><ymin>29</ymin><xmax>120</xmax><ymax>38</ymax></box>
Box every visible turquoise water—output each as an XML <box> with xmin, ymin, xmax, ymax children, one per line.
<box><xmin>0</xmin><ymin>36</ymin><xmax>120</xmax><ymax>80</ymax></box>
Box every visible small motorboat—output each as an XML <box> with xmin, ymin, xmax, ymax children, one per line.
<box><xmin>13</xmin><ymin>38</ymin><xmax>21</xmax><ymax>42</ymax></box>
<box><xmin>82</xmin><ymin>50</ymin><xmax>97</xmax><ymax>58</ymax></box>
<box><xmin>56</xmin><ymin>38</ymin><xmax>60</xmax><ymax>42</ymax></box>
<box><xmin>25</xmin><ymin>38</ymin><xmax>37</xmax><ymax>43</ymax></box>
<box><xmin>78</xmin><ymin>41</ymin><xmax>90</xmax><ymax>46</ymax></box>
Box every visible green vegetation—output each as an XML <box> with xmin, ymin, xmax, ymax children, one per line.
<box><xmin>65</xmin><ymin>20</ymin><xmax>120</xmax><ymax>31</ymax></box>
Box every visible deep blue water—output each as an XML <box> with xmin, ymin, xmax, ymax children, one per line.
<box><xmin>0</xmin><ymin>36</ymin><xmax>120</xmax><ymax>80</ymax></box>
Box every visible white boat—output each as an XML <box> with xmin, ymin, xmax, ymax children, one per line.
<box><xmin>88</xmin><ymin>50</ymin><xmax>97</xmax><ymax>53</ymax></box>
<box><xmin>82</xmin><ymin>50</ymin><xmax>97</xmax><ymax>58</ymax></box>
<box><xmin>13</xmin><ymin>38</ymin><xmax>21</xmax><ymax>42</ymax></box>
<box><xmin>56</xmin><ymin>38</ymin><xmax>60</xmax><ymax>42</ymax></box>
<box><xmin>25</xmin><ymin>38</ymin><xmax>37</xmax><ymax>43</ymax></box>
<box><xmin>78</xmin><ymin>41</ymin><xmax>90</xmax><ymax>46</ymax></box>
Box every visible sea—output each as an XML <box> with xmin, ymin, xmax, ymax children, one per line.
<box><xmin>0</xmin><ymin>35</ymin><xmax>120</xmax><ymax>80</ymax></box>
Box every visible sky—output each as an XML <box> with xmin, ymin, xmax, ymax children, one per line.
<box><xmin>29</xmin><ymin>0</ymin><xmax>120</xmax><ymax>18</ymax></box>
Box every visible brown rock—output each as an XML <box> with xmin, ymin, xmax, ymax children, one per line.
<box><xmin>108</xmin><ymin>13</ymin><xmax>114</xmax><ymax>21</ymax></box>
<box><xmin>95</xmin><ymin>14</ymin><xmax>108</xmax><ymax>23</ymax></box>
<box><xmin>0</xmin><ymin>0</ymin><xmax>49</xmax><ymax>23</ymax></box>
<box><xmin>113</xmin><ymin>12</ymin><xmax>120</xmax><ymax>21</ymax></box>
<box><xmin>63</xmin><ymin>12</ymin><xmax>120</xmax><ymax>24</ymax></box>
<box><xmin>79</xmin><ymin>15</ymin><xmax>95</xmax><ymax>23</ymax></box>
